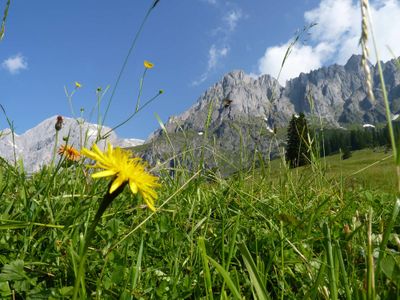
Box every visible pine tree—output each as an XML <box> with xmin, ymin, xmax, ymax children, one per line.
<box><xmin>285</xmin><ymin>113</ymin><xmax>311</xmax><ymax>168</ymax></box>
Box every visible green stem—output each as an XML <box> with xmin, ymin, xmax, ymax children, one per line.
<box><xmin>135</xmin><ymin>69</ymin><xmax>147</xmax><ymax>113</ymax></box>
<box><xmin>51</xmin><ymin>130</ymin><xmax>59</xmax><ymax>169</ymax></box>
<box><xmin>101</xmin><ymin>90</ymin><xmax>162</xmax><ymax>139</ymax></box>
<box><xmin>72</xmin><ymin>182</ymin><xmax>127</xmax><ymax>300</ymax></box>
<box><xmin>323</xmin><ymin>222</ymin><xmax>338</xmax><ymax>300</ymax></box>
<box><xmin>102</xmin><ymin>2</ymin><xmax>158</xmax><ymax>127</ymax></box>
<box><xmin>367</xmin><ymin>208</ymin><xmax>376</xmax><ymax>300</ymax></box>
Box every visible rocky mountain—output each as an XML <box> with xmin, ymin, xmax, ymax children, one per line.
<box><xmin>0</xmin><ymin>116</ymin><xmax>143</xmax><ymax>172</ymax></box>
<box><xmin>140</xmin><ymin>55</ymin><xmax>400</xmax><ymax>173</ymax></box>
<box><xmin>151</xmin><ymin>55</ymin><xmax>399</xmax><ymax>137</ymax></box>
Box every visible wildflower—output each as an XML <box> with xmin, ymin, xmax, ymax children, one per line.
<box><xmin>144</xmin><ymin>60</ymin><xmax>154</xmax><ymax>69</ymax></box>
<box><xmin>159</xmin><ymin>89</ymin><xmax>164</xmax><ymax>94</ymax></box>
<box><xmin>58</xmin><ymin>145</ymin><xmax>81</xmax><ymax>161</ymax></box>
<box><xmin>81</xmin><ymin>143</ymin><xmax>160</xmax><ymax>211</ymax></box>
<box><xmin>75</xmin><ymin>81</ymin><xmax>82</xmax><ymax>89</ymax></box>
<box><xmin>55</xmin><ymin>115</ymin><xmax>64</xmax><ymax>131</ymax></box>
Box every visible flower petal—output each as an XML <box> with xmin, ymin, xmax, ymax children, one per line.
<box><xmin>142</xmin><ymin>193</ymin><xmax>156</xmax><ymax>211</ymax></box>
<box><xmin>81</xmin><ymin>142</ymin><xmax>159</xmax><ymax>211</ymax></box>
<box><xmin>109</xmin><ymin>175</ymin><xmax>126</xmax><ymax>194</ymax></box>
<box><xmin>92</xmin><ymin>169</ymin><xmax>117</xmax><ymax>178</ymax></box>
<box><xmin>129</xmin><ymin>180</ymin><xmax>138</xmax><ymax>194</ymax></box>
<box><xmin>144</xmin><ymin>60</ymin><xmax>154</xmax><ymax>69</ymax></box>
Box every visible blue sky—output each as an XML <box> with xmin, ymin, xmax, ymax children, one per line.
<box><xmin>1</xmin><ymin>0</ymin><xmax>400</xmax><ymax>139</ymax></box>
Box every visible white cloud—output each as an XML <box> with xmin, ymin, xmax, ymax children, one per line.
<box><xmin>193</xmin><ymin>4</ymin><xmax>243</xmax><ymax>86</ymax></box>
<box><xmin>202</xmin><ymin>0</ymin><xmax>217</xmax><ymax>5</ymax></box>
<box><xmin>257</xmin><ymin>0</ymin><xmax>400</xmax><ymax>85</ymax></box>
<box><xmin>224</xmin><ymin>9</ymin><xmax>243</xmax><ymax>32</ymax></box>
<box><xmin>304</xmin><ymin>0</ymin><xmax>359</xmax><ymax>43</ymax></box>
<box><xmin>208</xmin><ymin>44</ymin><xmax>229</xmax><ymax>70</ymax></box>
<box><xmin>2</xmin><ymin>53</ymin><xmax>28</xmax><ymax>74</ymax></box>
<box><xmin>193</xmin><ymin>45</ymin><xmax>229</xmax><ymax>86</ymax></box>
<box><xmin>258</xmin><ymin>42</ymin><xmax>333</xmax><ymax>83</ymax></box>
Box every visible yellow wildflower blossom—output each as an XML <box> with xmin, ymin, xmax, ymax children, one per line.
<box><xmin>81</xmin><ymin>143</ymin><xmax>160</xmax><ymax>211</ymax></box>
<box><xmin>143</xmin><ymin>60</ymin><xmax>154</xmax><ymax>69</ymax></box>
<box><xmin>75</xmin><ymin>81</ymin><xmax>82</xmax><ymax>88</ymax></box>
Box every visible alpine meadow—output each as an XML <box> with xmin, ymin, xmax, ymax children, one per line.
<box><xmin>1</xmin><ymin>1</ymin><xmax>400</xmax><ymax>299</ymax></box>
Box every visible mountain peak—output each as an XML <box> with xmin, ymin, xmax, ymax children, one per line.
<box><xmin>0</xmin><ymin>116</ymin><xmax>144</xmax><ymax>172</ymax></box>
<box><xmin>344</xmin><ymin>54</ymin><xmax>364</xmax><ymax>72</ymax></box>
<box><xmin>224</xmin><ymin>69</ymin><xmax>246</xmax><ymax>78</ymax></box>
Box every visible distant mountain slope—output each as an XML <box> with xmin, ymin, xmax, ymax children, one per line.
<box><xmin>141</xmin><ymin>55</ymin><xmax>400</xmax><ymax>172</ymax></box>
<box><xmin>0</xmin><ymin>116</ymin><xmax>143</xmax><ymax>172</ymax></box>
<box><xmin>150</xmin><ymin>55</ymin><xmax>399</xmax><ymax>139</ymax></box>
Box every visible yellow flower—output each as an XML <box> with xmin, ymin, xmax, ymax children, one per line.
<box><xmin>75</xmin><ymin>81</ymin><xmax>82</xmax><ymax>88</ymax></box>
<box><xmin>81</xmin><ymin>143</ymin><xmax>160</xmax><ymax>211</ymax></box>
<box><xmin>58</xmin><ymin>145</ymin><xmax>81</xmax><ymax>161</ymax></box>
<box><xmin>144</xmin><ymin>60</ymin><xmax>154</xmax><ymax>69</ymax></box>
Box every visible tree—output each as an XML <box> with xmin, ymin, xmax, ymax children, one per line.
<box><xmin>285</xmin><ymin>113</ymin><xmax>311</xmax><ymax>168</ymax></box>
<box><xmin>341</xmin><ymin>147</ymin><xmax>352</xmax><ymax>160</ymax></box>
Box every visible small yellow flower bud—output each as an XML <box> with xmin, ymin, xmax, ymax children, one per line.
<box><xmin>144</xmin><ymin>60</ymin><xmax>154</xmax><ymax>69</ymax></box>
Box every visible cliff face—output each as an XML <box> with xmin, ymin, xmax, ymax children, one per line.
<box><xmin>148</xmin><ymin>70</ymin><xmax>292</xmax><ymax>140</ymax></box>
<box><xmin>152</xmin><ymin>55</ymin><xmax>399</xmax><ymax>139</ymax></box>
<box><xmin>141</xmin><ymin>55</ymin><xmax>400</xmax><ymax>172</ymax></box>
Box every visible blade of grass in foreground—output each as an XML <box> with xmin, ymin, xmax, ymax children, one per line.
<box><xmin>378</xmin><ymin>198</ymin><xmax>400</xmax><ymax>272</ymax></box>
<box><xmin>207</xmin><ymin>255</ymin><xmax>242</xmax><ymax>300</ymax></box>
<box><xmin>198</xmin><ymin>237</ymin><xmax>214</xmax><ymax>300</ymax></box>
<box><xmin>238</xmin><ymin>241</ymin><xmax>270</xmax><ymax>300</ymax></box>
<box><xmin>323</xmin><ymin>223</ymin><xmax>338</xmax><ymax>300</ymax></box>
<box><xmin>0</xmin><ymin>0</ymin><xmax>10</xmax><ymax>41</ymax></box>
<box><xmin>366</xmin><ymin>208</ymin><xmax>376</xmax><ymax>300</ymax></box>
<box><xmin>131</xmin><ymin>236</ymin><xmax>144</xmax><ymax>290</ymax></box>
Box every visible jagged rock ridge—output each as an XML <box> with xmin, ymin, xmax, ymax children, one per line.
<box><xmin>142</xmin><ymin>55</ymin><xmax>400</xmax><ymax>172</ymax></box>
<box><xmin>150</xmin><ymin>55</ymin><xmax>399</xmax><ymax>138</ymax></box>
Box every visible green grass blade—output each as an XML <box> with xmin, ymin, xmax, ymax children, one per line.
<box><xmin>379</xmin><ymin>198</ymin><xmax>400</xmax><ymax>267</ymax></box>
<box><xmin>207</xmin><ymin>255</ymin><xmax>242</xmax><ymax>300</ymax></box>
<box><xmin>336</xmin><ymin>240</ymin><xmax>351</xmax><ymax>300</ymax></box>
<box><xmin>131</xmin><ymin>236</ymin><xmax>144</xmax><ymax>289</ymax></box>
<box><xmin>305</xmin><ymin>254</ymin><xmax>326</xmax><ymax>300</ymax></box>
<box><xmin>0</xmin><ymin>0</ymin><xmax>10</xmax><ymax>41</ymax></box>
<box><xmin>366</xmin><ymin>208</ymin><xmax>376</xmax><ymax>300</ymax></box>
<box><xmin>323</xmin><ymin>223</ymin><xmax>338</xmax><ymax>300</ymax></box>
<box><xmin>198</xmin><ymin>237</ymin><xmax>214</xmax><ymax>300</ymax></box>
<box><xmin>238</xmin><ymin>241</ymin><xmax>270</xmax><ymax>300</ymax></box>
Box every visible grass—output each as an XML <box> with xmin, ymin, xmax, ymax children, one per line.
<box><xmin>266</xmin><ymin>148</ymin><xmax>397</xmax><ymax>194</ymax></box>
<box><xmin>0</xmin><ymin>146</ymin><xmax>399</xmax><ymax>299</ymax></box>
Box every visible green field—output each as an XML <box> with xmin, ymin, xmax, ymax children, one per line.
<box><xmin>268</xmin><ymin>148</ymin><xmax>397</xmax><ymax>194</ymax></box>
<box><xmin>0</xmin><ymin>146</ymin><xmax>399</xmax><ymax>299</ymax></box>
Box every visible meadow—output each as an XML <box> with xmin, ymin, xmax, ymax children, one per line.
<box><xmin>0</xmin><ymin>145</ymin><xmax>399</xmax><ymax>299</ymax></box>
<box><xmin>1</xmin><ymin>0</ymin><xmax>400</xmax><ymax>298</ymax></box>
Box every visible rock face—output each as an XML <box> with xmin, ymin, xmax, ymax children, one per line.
<box><xmin>142</xmin><ymin>55</ymin><xmax>400</xmax><ymax>173</ymax></box>
<box><xmin>151</xmin><ymin>55</ymin><xmax>399</xmax><ymax>138</ymax></box>
<box><xmin>0</xmin><ymin>116</ymin><xmax>143</xmax><ymax>172</ymax></box>
<box><xmin>148</xmin><ymin>70</ymin><xmax>292</xmax><ymax>140</ymax></box>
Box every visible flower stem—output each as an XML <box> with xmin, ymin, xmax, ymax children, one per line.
<box><xmin>51</xmin><ymin>130</ymin><xmax>59</xmax><ymax>169</ymax></box>
<box><xmin>72</xmin><ymin>182</ymin><xmax>127</xmax><ymax>300</ymax></box>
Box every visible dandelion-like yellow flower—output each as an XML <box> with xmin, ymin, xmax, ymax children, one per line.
<box><xmin>81</xmin><ymin>143</ymin><xmax>160</xmax><ymax>211</ymax></box>
<box><xmin>58</xmin><ymin>145</ymin><xmax>81</xmax><ymax>161</ymax></box>
<box><xmin>75</xmin><ymin>81</ymin><xmax>82</xmax><ymax>89</ymax></box>
<box><xmin>144</xmin><ymin>60</ymin><xmax>154</xmax><ymax>69</ymax></box>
